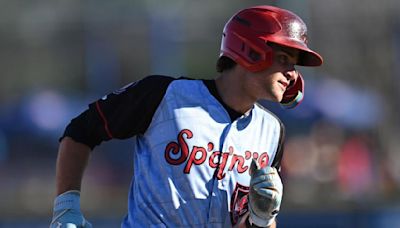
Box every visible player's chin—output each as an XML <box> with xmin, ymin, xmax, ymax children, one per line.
<box><xmin>264</xmin><ymin>94</ymin><xmax>283</xmax><ymax>103</ymax></box>
<box><xmin>271</xmin><ymin>90</ymin><xmax>284</xmax><ymax>102</ymax></box>
<box><xmin>270</xmin><ymin>85</ymin><xmax>285</xmax><ymax>101</ymax></box>
<box><xmin>262</xmin><ymin>87</ymin><xmax>284</xmax><ymax>102</ymax></box>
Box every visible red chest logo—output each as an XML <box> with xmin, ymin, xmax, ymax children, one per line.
<box><xmin>164</xmin><ymin>129</ymin><xmax>269</xmax><ymax>179</ymax></box>
<box><xmin>230</xmin><ymin>183</ymin><xmax>250</xmax><ymax>225</ymax></box>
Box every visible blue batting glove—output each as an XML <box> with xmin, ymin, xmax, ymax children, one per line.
<box><xmin>248</xmin><ymin>159</ymin><xmax>283</xmax><ymax>227</ymax></box>
<box><xmin>50</xmin><ymin>190</ymin><xmax>92</xmax><ymax>228</ymax></box>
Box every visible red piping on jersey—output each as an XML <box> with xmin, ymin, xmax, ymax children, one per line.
<box><xmin>95</xmin><ymin>101</ymin><xmax>113</xmax><ymax>139</ymax></box>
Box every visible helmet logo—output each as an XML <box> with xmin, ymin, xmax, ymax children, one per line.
<box><xmin>286</xmin><ymin>20</ymin><xmax>308</xmax><ymax>44</ymax></box>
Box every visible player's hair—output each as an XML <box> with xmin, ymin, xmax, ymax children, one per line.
<box><xmin>216</xmin><ymin>56</ymin><xmax>237</xmax><ymax>73</ymax></box>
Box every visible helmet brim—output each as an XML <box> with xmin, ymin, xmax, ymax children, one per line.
<box><xmin>267</xmin><ymin>38</ymin><xmax>323</xmax><ymax>67</ymax></box>
<box><xmin>297</xmin><ymin>48</ymin><xmax>323</xmax><ymax>67</ymax></box>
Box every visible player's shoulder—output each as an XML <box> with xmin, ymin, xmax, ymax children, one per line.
<box><xmin>114</xmin><ymin>75</ymin><xmax>200</xmax><ymax>96</ymax></box>
<box><xmin>139</xmin><ymin>75</ymin><xmax>197</xmax><ymax>85</ymax></box>
<box><xmin>153</xmin><ymin>75</ymin><xmax>205</xmax><ymax>91</ymax></box>
<box><xmin>123</xmin><ymin>75</ymin><xmax>182</xmax><ymax>91</ymax></box>
<box><xmin>139</xmin><ymin>74</ymin><xmax>176</xmax><ymax>84</ymax></box>
<box><xmin>254</xmin><ymin>102</ymin><xmax>284</xmax><ymax>128</ymax></box>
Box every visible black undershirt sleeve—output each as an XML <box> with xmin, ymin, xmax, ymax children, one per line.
<box><xmin>61</xmin><ymin>75</ymin><xmax>175</xmax><ymax>149</ymax></box>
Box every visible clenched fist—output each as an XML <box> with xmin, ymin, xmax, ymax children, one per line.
<box><xmin>248</xmin><ymin>159</ymin><xmax>283</xmax><ymax>227</ymax></box>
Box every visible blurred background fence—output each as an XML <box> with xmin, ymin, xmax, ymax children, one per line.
<box><xmin>0</xmin><ymin>0</ymin><xmax>400</xmax><ymax>227</ymax></box>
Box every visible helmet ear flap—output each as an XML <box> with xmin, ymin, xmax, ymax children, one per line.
<box><xmin>220</xmin><ymin>29</ymin><xmax>275</xmax><ymax>72</ymax></box>
<box><xmin>280</xmin><ymin>73</ymin><xmax>304</xmax><ymax>109</ymax></box>
<box><xmin>245</xmin><ymin>42</ymin><xmax>274</xmax><ymax>72</ymax></box>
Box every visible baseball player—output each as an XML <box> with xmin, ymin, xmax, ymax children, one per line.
<box><xmin>50</xmin><ymin>5</ymin><xmax>322</xmax><ymax>228</ymax></box>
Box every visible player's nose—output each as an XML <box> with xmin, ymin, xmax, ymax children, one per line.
<box><xmin>284</xmin><ymin>68</ymin><xmax>298</xmax><ymax>81</ymax></box>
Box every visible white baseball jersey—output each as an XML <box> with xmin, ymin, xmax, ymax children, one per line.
<box><xmin>62</xmin><ymin>76</ymin><xmax>285</xmax><ymax>227</ymax></box>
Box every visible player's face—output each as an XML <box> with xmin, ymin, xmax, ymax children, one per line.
<box><xmin>245</xmin><ymin>45</ymin><xmax>300</xmax><ymax>102</ymax></box>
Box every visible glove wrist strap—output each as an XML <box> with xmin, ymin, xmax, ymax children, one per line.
<box><xmin>248</xmin><ymin>202</ymin><xmax>275</xmax><ymax>227</ymax></box>
<box><xmin>54</xmin><ymin>190</ymin><xmax>81</xmax><ymax>211</ymax></box>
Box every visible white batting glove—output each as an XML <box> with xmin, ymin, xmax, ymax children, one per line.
<box><xmin>50</xmin><ymin>190</ymin><xmax>92</xmax><ymax>228</ymax></box>
<box><xmin>248</xmin><ymin>160</ymin><xmax>283</xmax><ymax>227</ymax></box>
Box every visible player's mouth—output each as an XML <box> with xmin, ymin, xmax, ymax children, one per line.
<box><xmin>278</xmin><ymin>80</ymin><xmax>288</xmax><ymax>91</ymax></box>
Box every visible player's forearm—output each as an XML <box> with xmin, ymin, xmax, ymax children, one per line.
<box><xmin>56</xmin><ymin>137</ymin><xmax>91</xmax><ymax>195</ymax></box>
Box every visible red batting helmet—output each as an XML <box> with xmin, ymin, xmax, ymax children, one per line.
<box><xmin>220</xmin><ymin>5</ymin><xmax>323</xmax><ymax>72</ymax></box>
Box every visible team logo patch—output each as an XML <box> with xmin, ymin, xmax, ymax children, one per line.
<box><xmin>230</xmin><ymin>183</ymin><xmax>249</xmax><ymax>225</ymax></box>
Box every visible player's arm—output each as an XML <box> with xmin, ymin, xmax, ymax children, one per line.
<box><xmin>56</xmin><ymin>137</ymin><xmax>91</xmax><ymax>195</ymax></box>
<box><xmin>50</xmin><ymin>137</ymin><xmax>93</xmax><ymax>228</ymax></box>
<box><xmin>51</xmin><ymin>104</ymin><xmax>107</xmax><ymax>228</ymax></box>
<box><xmin>50</xmin><ymin>75</ymin><xmax>176</xmax><ymax>227</ymax></box>
<box><xmin>55</xmin><ymin>75</ymin><xmax>176</xmax><ymax>194</ymax></box>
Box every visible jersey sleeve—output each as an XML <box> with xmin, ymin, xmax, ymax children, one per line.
<box><xmin>61</xmin><ymin>75</ymin><xmax>175</xmax><ymax>149</ymax></box>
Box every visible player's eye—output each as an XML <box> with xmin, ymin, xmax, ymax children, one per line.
<box><xmin>278</xmin><ymin>54</ymin><xmax>289</xmax><ymax>66</ymax></box>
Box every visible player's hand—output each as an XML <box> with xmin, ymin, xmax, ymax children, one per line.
<box><xmin>50</xmin><ymin>190</ymin><xmax>92</xmax><ymax>228</ymax></box>
<box><xmin>248</xmin><ymin>159</ymin><xmax>283</xmax><ymax>227</ymax></box>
